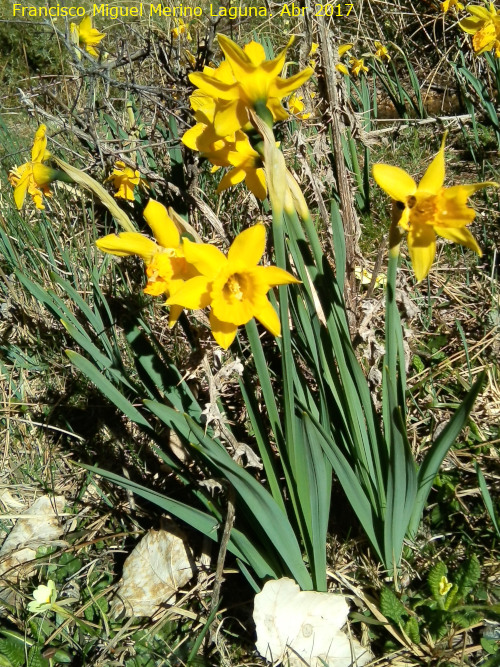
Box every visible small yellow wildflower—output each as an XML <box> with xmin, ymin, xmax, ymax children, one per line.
<box><xmin>374</xmin><ymin>40</ymin><xmax>391</xmax><ymax>61</ymax></box>
<box><xmin>96</xmin><ymin>200</ymin><xmax>198</xmax><ymax>326</ymax></box>
<box><xmin>28</xmin><ymin>580</ymin><xmax>58</xmax><ymax>613</ymax></box>
<box><xmin>166</xmin><ymin>224</ymin><xmax>300</xmax><ymax>348</ymax></box>
<box><xmin>354</xmin><ymin>266</ymin><xmax>387</xmax><ymax>288</ymax></box>
<box><xmin>350</xmin><ymin>57</ymin><xmax>368</xmax><ymax>76</ymax></box>
<box><xmin>70</xmin><ymin>15</ymin><xmax>106</xmax><ymax>58</ymax></box>
<box><xmin>441</xmin><ymin>0</ymin><xmax>464</xmax><ymax>12</ymax></box>
<box><xmin>288</xmin><ymin>93</ymin><xmax>314</xmax><ymax>120</ymax></box>
<box><xmin>107</xmin><ymin>161</ymin><xmax>141</xmax><ymax>201</ymax></box>
<box><xmin>439</xmin><ymin>576</ymin><xmax>453</xmax><ymax>596</ymax></box>
<box><xmin>171</xmin><ymin>18</ymin><xmax>191</xmax><ymax>41</ymax></box>
<box><xmin>189</xmin><ymin>34</ymin><xmax>313</xmax><ymax>137</ymax></box>
<box><xmin>373</xmin><ymin>134</ymin><xmax>498</xmax><ymax>281</ymax></box>
<box><xmin>459</xmin><ymin>3</ymin><xmax>500</xmax><ymax>56</ymax></box>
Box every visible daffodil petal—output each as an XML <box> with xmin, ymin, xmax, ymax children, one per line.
<box><xmin>418</xmin><ymin>134</ymin><xmax>446</xmax><ymax>194</ymax></box>
<box><xmin>243</xmin><ymin>40</ymin><xmax>267</xmax><ymax>66</ymax></box>
<box><xmin>182</xmin><ymin>239</ymin><xmax>226</xmax><ymax>278</ymax></box>
<box><xmin>209</xmin><ymin>310</ymin><xmax>238</xmax><ymax>349</ymax></box>
<box><xmin>214</xmin><ymin>100</ymin><xmax>248</xmax><ymax>137</ymax></box>
<box><xmin>166</xmin><ymin>275</ymin><xmax>212</xmax><ymax>309</ymax></box>
<box><xmin>189</xmin><ymin>72</ymin><xmax>240</xmax><ymax>101</ymax></box>
<box><xmin>407</xmin><ymin>223</ymin><xmax>436</xmax><ymax>282</ymax></box>
<box><xmin>31</xmin><ymin>125</ymin><xmax>47</xmax><ymax>162</ymax></box>
<box><xmin>336</xmin><ymin>63</ymin><xmax>350</xmax><ymax>76</ymax></box>
<box><xmin>459</xmin><ymin>15</ymin><xmax>484</xmax><ymax>32</ymax></box>
<box><xmin>435</xmin><ymin>225</ymin><xmax>482</xmax><ymax>255</ymax></box>
<box><xmin>245</xmin><ymin>168</ymin><xmax>267</xmax><ymax>200</ymax></box>
<box><xmin>216</xmin><ymin>167</ymin><xmax>247</xmax><ymax>194</ymax></box>
<box><xmin>13</xmin><ymin>169</ymin><xmax>30</xmax><ymax>209</ymax></box>
<box><xmin>272</xmin><ymin>67</ymin><xmax>314</xmax><ymax>97</ymax></box>
<box><xmin>181</xmin><ymin>123</ymin><xmax>206</xmax><ymax>150</ymax></box>
<box><xmin>254</xmin><ymin>296</ymin><xmax>281</xmax><ymax>337</ymax></box>
<box><xmin>266</xmin><ymin>98</ymin><xmax>289</xmax><ymax>120</ymax></box>
<box><xmin>143</xmin><ymin>200</ymin><xmax>180</xmax><ymax>248</ymax></box>
<box><xmin>466</xmin><ymin>5</ymin><xmax>492</xmax><ymax>19</ymax></box>
<box><xmin>373</xmin><ymin>164</ymin><xmax>417</xmax><ymax>201</ymax></box>
<box><xmin>252</xmin><ymin>265</ymin><xmax>301</xmax><ymax>288</ymax></box>
<box><xmin>228</xmin><ymin>224</ymin><xmax>266</xmax><ymax>267</ymax></box>
<box><xmin>338</xmin><ymin>43</ymin><xmax>354</xmax><ymax>56</ymax></box>
<box><xmin>96</xmin><ymin>232</ymin><xmax>158</xmax><ymax>262</ymax></box>
<box><xmin>444</xmin><ymin>181</ymin><xmax>498</xmax><ymax>203</ymax></box>
<box><xmin>167</xmin><ymin>304</ymin><xmax>184</xmax><ymax>328</ymax></box>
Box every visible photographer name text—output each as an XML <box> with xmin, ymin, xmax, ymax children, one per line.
<box><xmin>12</xmin><ymin>2</ymin><xmax>354</xmax><ymax>19</ymax></box>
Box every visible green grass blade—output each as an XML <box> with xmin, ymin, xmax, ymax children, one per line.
<box><xmin>66</xmin><ymin>350</ymin><xmax>153</xmax><ymax>432</ymax></box>
<box><xmin>475</xmin><ymin>462</ymin><xmax>500</xmax><ymax>537</ymax></box>
<box><xmin>409</xmin><ymin>372</ymin><xmax>486</xmax><ymax>537</ymax></box>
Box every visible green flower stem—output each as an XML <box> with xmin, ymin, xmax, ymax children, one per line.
<box><xmin>253</xmin><ymin>101</ymin><xmax>274</xmax><ymax>130</ymax></box>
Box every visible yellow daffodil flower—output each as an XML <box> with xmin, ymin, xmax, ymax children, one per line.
<box><xmin>441</xmin><ymin>0</ymin><xmax>464</xmax><ymax>12</ymax></box>
<box><xmin>183</xmin><ymin>124</ymin><xmax>267</xmax><ymax>200</ymax></box>
<box><xmin>96</xmin><ymin>200</ymin><xmax>198</xmax><ymax>326</ymax></box>
<box><xmin>439</xmin><ymin>576</ymin><xmax>453</xmax><ymax>596</ymax></box>
<box><xmin>373</xmin><ymin>134</ymin><xmax>498</xmax><ymax>281</ymax></box>
<box><xmin>70</xmin><ymin>15</ymin><xmax>106</xmax><ymax>58</ymax></box>
<box><xmin>106</xmin><ymin>161</ymin><xmax>141</xmax><ymax>201</ymax></box>
<box><xmin>374</xmin><ymin>40</ymin><xmax>391</xmax><ymax>61</ymax></box>
<box><xmin>189</xmin><ymin>34</ymin><xmax>313</xmax><ymax>137</ymax></box>
<box><xmin>288</xmin><ymin>94</ymin><xmax>313</xmax><ymax>120</ymax></box>
<box><xmin>171</xmin><ymin>18</ymin><xmax>191</xmax><ymax>40</ymax></box>
<box><xmin>28</xmin><ymin>580</ymin><xmax>58</xmax><ymax>613</ymax></box>
<box><xmin>350</xmin><ymin>57</ymin><xmax>368</xmax><ymax>76</ymax></box>
<box><xmin>166</xmin><ymin>224</ymin><xmax>300</xmax><ymax>348</ymax></box>
<box><xmin>459</xmin><ymin>3</ymin><xmax>500</xmax><ymax>56</ymax></box>
<box><xmin>8</xmin><ymin>125</ymin><xmax>56</xmax><ymax>210</ymax></box>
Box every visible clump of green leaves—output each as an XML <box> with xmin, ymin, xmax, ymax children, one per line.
<box><xmin>380</xmin><ymin>555</ymin><xmax>486</xmax><ymax>647</ymax></box>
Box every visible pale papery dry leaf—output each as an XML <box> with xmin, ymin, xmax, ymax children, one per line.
<box><xmin>254</xmin><ymin>578</ymin><xmax>372</xmax><ymax>667</ymax></box>
<box><xmin>0</xmin><ymin>495</ymin><xmax>66</xmax><ymax>607</ymax></box>
<box><xmin>111</xmin><ymin>521</ymin><xmax>195</xmax><ymax>618</ymax></box>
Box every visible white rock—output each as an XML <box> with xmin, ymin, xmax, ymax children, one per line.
<box><xmin>254</xmin><ymin>578</ymin><xmax>372</xmax><ymax>667</ymax></box>
<box><xmin>112</xmin><ymin>521</ymin><xmax>195</xmax><ymax>618</ymax></box>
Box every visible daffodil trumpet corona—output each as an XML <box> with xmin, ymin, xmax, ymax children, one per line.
<box><xmin>166</xmin><ymin>224</ymin><xmax>300</xmax><ymax>349</ymax></box>
<box><xmin>373</xmin><ymin>133</ymin><xmax>498</xmax><ymax>281</ymax></box>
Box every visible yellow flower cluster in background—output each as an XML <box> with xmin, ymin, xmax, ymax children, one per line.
<box><xmin>182</xmin><ymin>34</ymin><xmax>313</xmax><ymax>199</ymax></box>
<box><xmin>106</xmin><ymin>161</ymin><xmax>142</xmax><ymax>201</ymax></box>
<box><xmin>171</xmin><ymin>18</ymin><xmax>191</xmax><ymax>41</ymax></box>
<box><xmin>459</xmin><ymin>3</ymin><xmax>500</xmax><ymax>57</ymax></box>
<box><xmin>441</xmin><ymin>0</ymin><xmax>464</xmax><ymax>12</ymax></box>
<box><xmin>373</xmin><ymin>134</ymin><xmax>498</xmax><ymax>281</ymax></box>
<box><xmin>70</xmin><ymin>15</ymin><xmax>106</xmax><ymax>59</ymax></box>
<box><xmin>373</xmin><ymin>40</ymin><xmax>391</xmax><ymax>62</ymax></box>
